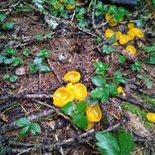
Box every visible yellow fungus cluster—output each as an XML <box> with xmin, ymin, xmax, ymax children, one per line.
<box><xmin>117</xmin><ymin>86</ymin><xmax>126</xmax><ymax>96</ymax></box>
<box><xmin>104</xmin><ymin>20</ymin><xmax>144</xmax><ymax>56</ymax></box>
<box><xmin>52</xmin><ymin>71</ymin><xmax>103</xmax><ymax>129</ymax></box>
<box><xmin>146</xmin><ymin>113</ymin><xmax>155</xmax><ymax>123</ymax></box>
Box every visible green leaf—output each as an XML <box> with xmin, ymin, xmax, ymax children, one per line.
<box><xmin>96</xmin><ymin>36</ymin><xmax>103</xmax><ymax>44</ymax></box>
<box><xmin>145</xmin><ymin>54</ymin><xmax>155</xmax><ymax>65</ymax></box>
<box><xmin>101</xmin><ymin>88</ymin><xmax>110</xmax><ymax>103</ymax></box>
<box><xmin>108</xmin><ymin>5</ymin><xmax>117</xmax><ymax>14</ymax></box>
<box><xmin>12</xmin><ymin>57</ymin><xmax>22</xmax><ymax>66</ymax></box>
<box><xmin>37</xmin><ymin>49</ymin><xmax>49</xmax><ymax>58</ymax></box>
<box><xmin>90</xmin><ymin>88</ymin><xmax>104</xmax><ymax>99</ymax></box>
<box><xmin>9</xmin><ymin>75</ymin><xmax>18</xmax><ymax>83</ymax></box>
<box><xmin>30</xmin><ymin>123</ymin><xmax>41</xmax><ymax>135</ymax></box>
<box><xmin>73</xmin><ymin>114</ymin><xmax>88</xmax><ymax>129</ymax></box>
<box><xmin>75</xmin><ymin>101</ymin><xmax>87</xmax><ymax>114</ymax></box>
<box><xmin>34</xmin><ymin>57</ymin><xmax>43</xmax><ymax>64</ymax></box>
<box><xmin>0</xmin><ymin>55</ymin><xmax>6</xmax><ymax>64</ymax></box>
<box><xmin>142</xmin><ymin>44</ymin><xmax>155</xmax><ymax>53</ymax></box>
<box><xmin>5</xmin><ymin>48</ymin><xmax>17</xmax><ymax>55</ymax></box>
<box><xmin>0</xmin><ymin>13</ymin><xmax>6</xmax><ymax>22</ymax></box>
<box><xmin>117</xmin><ymin>54</ymin><xmax>126</xmax><ymax>64</ymax></box>
<box><xmin>113</xmin><ymin>70</ymin><xmax>127</xmax><ymax>85</ymax></box>
<box><xmin>108</xmin><ymin>83</ymin><xmax>118</xmax><ymax>96</ymax></box>
<box><xmin>131</xmin><ymin>61</ymin><xmax>142</xmax><ymax>71</ymax></box>
<box><xmin>16</xmin><ymin>118</ymin><xmax>31</xmax><ymax>127</ymax></box>
<box><xmin>101</xmin><ymin>45</ymin><xmax>115</xmax><ymax>54</ymax></box>
<box><xmin>39</xmin><ymin>64</ymin><xmax>50</xmax><ymax>73</ymax></box>
<box><xmin>4</xmin><ymin>58</ymin><xmax>12</xmax><ymax>64</ymax></box>
<box><xmin>91</xmin><ymin>75</ymin><xmax>106</xmax><ymax>86</ymax></box>
<box><xmin>61</xmin><ymin>101</ymin><xmax>74</xmax><ymax>116</ymax></box>
<box><xmin>94</xmin><ymin>62</ymin><xmax>109</xmax><ymax>74</ymax></box>
<box><xmin>118</xmin><ymin>132</ymin><xmax>135</xmax><ymax>155</ymax></box>
<box><xmin>22</xmin><ymin>48</ymin><xmax>30</xmax><ymax>57</ymax></box>
<box><xmin>35</xmin><ymin>33</ymin><xmax>43</xmax><ymax>41</ymax></box>
<box><xmin>85</xmin><ymin>97</ymin><xmax>98</xmax><ymax>105</ymax></box>
<box><xmin>29</xmin><ymin>64</ymin><xmax>39</xmax><ymax>74</ymax></box>
<box><xmin>19</xmin><ymin>126</ymin><xmax>30</xmax><ymax>137</ymax></box>
<box><xmin>3</xmin><ymin>74</ymin><xmax>10</xmax><ymax>80</ymax></box>
<box><xmin>2</xmin><ymin>22</ymin><xmax>14</xmax><ymax>29</ymax></box>
<box><xmin>96</xmin><ymin>132</ymin><xmax>120</xmax><ymax>155</ymax></box>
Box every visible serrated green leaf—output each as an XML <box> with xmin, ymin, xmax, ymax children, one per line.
<box><xmin>131</xmin><ymin>61</ymin><xmax>142</xmax><ymax>71</ymax></box>
<box><xmin>73</xmin><ymin>114</ymin><xmax>88</xmax><ymax>129</ymax></box>
<box><xmin>90</xmin><ymin>88</ymin><xmax>104</xmax><ymax>99</ymax></box>
<box><xmin>30</xmin><ymin>123</ymin><xmax>41</xmax><ymax>135</ymax></box>
<box><xmin>108</xmin><ymin>83</ymin><xmax>118</xmax><ymax>96</ymax></box>
<box><xmin>16</xmin><ymin>118</ymin><xmax>31</xmax><ymax>127</ymax></box>
<box><xmin>37</xmin><ymin>49</ymin><xmax>49</xmax><ymax>58</ymax></box>
<box><xmin>19</xmin><ymin>126</ymin><xmax>30</xmax><ymax>137</ymax></box>
<box><xmin>0</xmin><ymin>13</ymin><xmax>6</xmax><ymax>22</ymax></box>
<box><xmin>91</xmin><ymin>75</ymin><xmax>106</xmax><ymax>86</ymax></box>
<box><xmin>75</xmin><ymin>101</ymin><xmax>87</xmax><ymax>114</ymax></box>
<box><xmin>101</xmin><ymin>88</ymin><xmax>110</xmax><ymax>103</ymax></box>
<box><xmin>118</xmin><ymin>132</ymin><xmax>135</xmax><ymax>155</ymax></box>
<box><xmin>117</xmin><ymin>54</ymin><xmax>126</xmax><ymax>64</ymax></box>
<box><xmin>95</xmin><ymin>62</ymin><xmax>109</xmax><ymax>74</ymax></box>
<box><xmin>12</xmin><ymin>57</ymin><xmax>22</xmax><ymax>66</ymax></box>
<box><xmin>3</xmin><ymin>74</ymin><xmax>10</xmax><ymax>80</ymax></box>
<box><xmin>35</xmin><ymin>33</ymin><xmax>43</xmax><ymax>41</ymax></box>
<box><xmin>5</xmin><ymin>48</ymin><xmax>17</xmax><ymax>55</ymax></box>
<box><xmin>96</xmin><ymin>132</ymin><xmax>120</xmax><ymax>155</ymax></box>
<box><xmin>113</xmin><ymin>70</ymin><xmax>127</xmax><ymax>85</ymax></box>
<box><xmin>22</xmin><ymin>48</ymin><xmax>30</xmax><ymax>57</ymax></box>
<box><xmin>61</xmin><ymin>101</ymin><xmax>74</xmax><ymax>116</ymax></box>
<box><xmin>145</xmin><ymin>54</ymin><xmax>155</xmax><ymax>65</ymax></box>
<box><xmin>101</xmin><ymin>45</ymin><xmax>115</xmax><ymax>54</ymax></box>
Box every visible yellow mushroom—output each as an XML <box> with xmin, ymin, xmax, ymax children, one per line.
<box><xmin>127</xmin><ymin>22</ymin><xmax>135</xmax><ymax>29</ymax></box>
<box><xmin>64</xmin><ymin>71</ymin><xmax>81</xmax><ymax>83</ymax></box>
<box><xmin>132</xmin><ymin>28</ymin><xmax>144</xmax><ymax>38</ymax></box>
<box><xmin>86</xmin><ymin>104</ymin><xmax>102</xmax><ymax>122</ymax></box>
<box><xmin>146</xmin><ymin>113</ymin><xmax>155</xmax><ymax>123</ymax></box>
<box><xmin>53</xmin><ymin>87</ymin><xmax>74</xmax><ymax>107</ymax></box>
<box><xmin>73</xmin><ymin>83</ymin><xmax>88</xmax><ymax>101</ymax></box>
<box><xmin>119</xmin><ymin>35</ymin><xmax>130</xmax><ymax>45</ymax></box>
<box><xmin>127</xmin><ymin>29</ymin><xmax>135</xmax><ymax>41</ymax></box>
<box><xmin>115</xmin><ymin>31</ymin><xmax>122</xmax><ymax>40</ymax></box>
<box><xmin>126</xmin><ymin>45</ymin><xmax>137</xmax><ymax>55</ymax></box>
<box><xmin>105</xmin><ymin>29</ymin><xmax>114</xmax><ymax>38</ymax></box>
<box><xmin>117</xmin><ymin>86</ymin><xmax>126</xmax><ymax>96</ymax></box>
<box><xmin>105</xmin><ymin>13</ymin><xmax>117</xmax><ymax>27</ymax></box>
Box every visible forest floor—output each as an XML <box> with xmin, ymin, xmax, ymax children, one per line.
<box><xmin>0</xmin><ymin>0</ymin><xmax>155</xmax><ymax>155</ymax></box>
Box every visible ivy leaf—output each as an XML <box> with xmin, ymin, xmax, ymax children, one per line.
<box><xmin>30</xmin><ymin>123</ymin><xmax>41</xmax><ymax>135</ymax></box>
<box><xmin>91</xmin><ymin>75</ymin><xmax>106</xmax><ymax>86</ymax></box>
<box><xmin>16</xmin><ymin>118</ymin><xmax>31</xmax><ymax>127</ymax></box>
<box><xmin>75</xmin><ymin>101</ymin><xmax>87</xmax><ymax>114</ymax></box>
<box><xmin>101</xmin><ymin>45</ymin><xmax>115</xmax><ymax>54</ymax></box>
<box><xmin>73</xmin><ymin>114</ymin><xmax>88</xmax><ymax>129</ymax></box>
<box><xmin>9</xmin><ymin>75</ymin><xmax>18</xmax><ymax>83</ymax></box>
<box><xmin>19</xmin><ymin>126</ymin><xmax>30</xmax><ymax>137</ymax></box>
<box><xmin>96</xmin><ymin>132</ymin><xmax>120</xmax><ymax>155</ymax></box>
<box><xmin>118</xmin><ymin>132</ymin><xmax>135</xmax><ymax>155</ymax></box>
<box><xmin>61</xmin><ymin>101</ymin><xmax>74</xmax><ymax>116</ymax></box>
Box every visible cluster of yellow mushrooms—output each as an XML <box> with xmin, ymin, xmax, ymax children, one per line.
<box><xmin>105</xmin><ymin>13</ymin><xmax>144</xmax><ymax>56</ymax></box>
<box><xmin>53</xmin><ymin>71</ymin><xmax>102</xmax><ymax>129</ymax></box>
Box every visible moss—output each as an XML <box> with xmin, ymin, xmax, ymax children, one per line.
<box><xmin>141</xmin><ymin>95</ymin><xmax>155</xmax><ymax>106</ymax></box>
<box><xmin>122</xmin><ymin>102</ymin><xmax>154</xmax><ymax>129</ymax></box>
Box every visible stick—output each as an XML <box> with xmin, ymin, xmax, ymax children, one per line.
<box><xmin>118</xmin><ymin>95</ymin><xmax>155</xmax><ymax>112</ymax></box>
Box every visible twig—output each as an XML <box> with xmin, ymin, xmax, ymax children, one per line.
<box><xmin>118</xmin><ymin>95</ymin><xmax>155</xmax><ymax>112</ymax></box>
<box><xmin>1</xmin><ymin>109</ymin><xmax>55</xmax><ymax>134</ymax></box>
<box><xmin>0</xmin><ymin>93</ymin><xmax>52</xmax><ymax>100</ymax></box>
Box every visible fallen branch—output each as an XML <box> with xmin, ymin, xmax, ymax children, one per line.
<box><xmin>118</xmin><ymin>95</ymin><xmax>155</xmax><ymax>112</ymax></box>
<box><xmin>0</xmin><ymin>109</ymin><xmax>55</xmax><ymax>134</ymax></box>
<box><xmin>0</xmin><ymin>93</ymin><xmax>52</xmax><ymax>100</ymax></box>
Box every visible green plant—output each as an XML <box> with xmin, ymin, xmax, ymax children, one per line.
<box><xmin>117</xmin><ymin>54</ymin><xmax>126</xmax><ymax>64</ymax></box>
<box><xmin>96</xmin><ymin>131</ymin><xmax>134</xmax><ymax>155</ymax></box>
<box><xmin>137</xmin><ymin>74</ymin><xmax>153</xmax><ymax>89</ymax></box>
<box><xmin>90</xmin><ymin>63</ymin><xmax>127</xmax><ymax>103</ymax></box>
<box><xmin>61</xmin><ymin>101</ymin><xmax>88</xmax><ymax>129</ymax></box>
<box><xmin>29</xmin><ymin>49</ymin><xmax>50</xmax><ymax>74</ymax></box>
<box><xmin>16</xmin><ymin>118</ymin><xmax>41</xmax><ymax>137</ymax></box>
<box><xmin>3</xmin><ymin>74</ymin><xmax>18</xmax><ymax>83</ymax></box>
<box><xmin>131</xmin><ymin>61</ymin><xmax>142</xmax><ymax>71</ymax></box>
<box><xmin>101</xmin><ymin>45</ymin><xmax>115</xmax><ymax>54</ymax></box>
